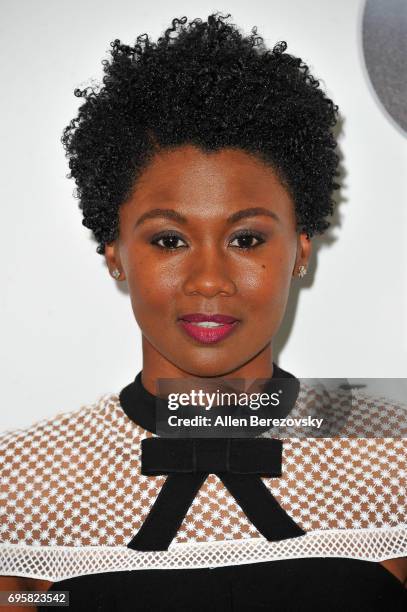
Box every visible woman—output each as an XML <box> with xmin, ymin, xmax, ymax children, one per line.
<box><xmin>0</xmin><ymin>13</ymin><xmax>406</xmax><ymax>611</ymax></box>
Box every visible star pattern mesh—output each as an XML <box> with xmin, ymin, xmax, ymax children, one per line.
<box><xmin>0</xmin><ymin>385</ymin><xmax>406</xmax><ymax>582</ymax></box>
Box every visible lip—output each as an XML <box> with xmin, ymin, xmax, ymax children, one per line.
<box><xmin>178</xmin><ymin>313</ymin><xmax>240</xmax><ymax>344</ymax></box>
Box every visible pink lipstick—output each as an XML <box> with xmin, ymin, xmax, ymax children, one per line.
<box><xmin>178</xmin><ymin>313</ymin><xmax>240</xmax><ymax>344</ymax></box>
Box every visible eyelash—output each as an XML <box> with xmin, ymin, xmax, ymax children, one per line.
<box><xmin>150</xmin><ymin>230</ymin><xmax>267</xmax><ymax>251</ymax></box>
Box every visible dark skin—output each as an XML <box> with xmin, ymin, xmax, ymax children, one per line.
<box><xmin>1</xmin><ymin>145</ymin><xmax>404</xmax><ymax>601</ymax></box>
<box><xmin>106</xmin><ymin>145</ymin><xmax>311</xmax><ymax>390</ymax></box>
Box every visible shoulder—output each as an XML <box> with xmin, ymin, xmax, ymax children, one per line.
<box><xmin>293</xmin><ymin>382</ymin><xmax>407</xmax><ymax>437</ymax></box>
<box><xmin>0</xmin><ymin>391</ymin><xmax>138</xmax><ymax>449</ymax></box>
<box><xmin>0</xmin><ymin>393</ymin><xmax>121</xmax><ymax>457</ymax></box>
<box><xmin>0</xmin><ymin>392</ymin><xmax>145</xmax><ymax>547</ymax></box>
<box><xmin>348</xmin><ymin>388</ymin><xmax>407</xmax><ymax>435</ymax></box>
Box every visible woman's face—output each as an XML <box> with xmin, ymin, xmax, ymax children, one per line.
<box><xmin>105</xmin><ymin>145</ymin><xmax>311</xmax><ymax>379</ymax></box>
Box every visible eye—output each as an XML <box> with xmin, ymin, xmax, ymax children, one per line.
<box><xmin>150</xmin><ymin>231</ymin><xmax>188</xmax><ymax>250</ymax></box>
<box><xmin>229</xmin><ymin>230</ymin><xmax>266</xmax><ymax>250</ymax></box>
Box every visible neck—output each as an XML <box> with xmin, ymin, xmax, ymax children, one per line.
<box><xmin>140</xmin><ymin>335</ymin><xmax>274</xmax><ymax>396</ymax></box>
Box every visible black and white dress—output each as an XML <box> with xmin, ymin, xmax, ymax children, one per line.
<box><xmin>0</xmin><ymin>364</ymin><xmax>406</xmax><ymax>610</ymax></box>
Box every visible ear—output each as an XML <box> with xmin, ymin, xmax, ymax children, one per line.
<box><xmin>293</xmin><ymin>233</ymin><xmax>312</xmax><ymax>277</ymax></box>
<box><xmin>105</xmin><ymin>242</ymin><xmax>126</xmax><ymax>281</ymax></box>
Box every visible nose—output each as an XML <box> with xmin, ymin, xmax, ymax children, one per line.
<box><xmin>182</xmin><ymin>246</ymin><xmax>237</xmax><ymax>297</ymax></box>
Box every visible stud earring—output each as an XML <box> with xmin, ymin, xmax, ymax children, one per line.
<box><xmin>111</xmin><ymin>268</ymin><xmax>121</xmax><ymax>280</ymax></box>
<box><xmin>298</xmin><ymin>265</ymin><xmax>307</xmax><ymax>278</ymax></box>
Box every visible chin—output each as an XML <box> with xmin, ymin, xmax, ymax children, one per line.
<box><xmin>174</xmin><ymin>356</ymin><xmax>249</xmax><ymax>379</ymax></box>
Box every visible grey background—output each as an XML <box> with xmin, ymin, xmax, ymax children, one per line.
<box><xmin>362</xmin><ymin>0</ymin><xmax>407</xmax><ymax>134</ymax></box>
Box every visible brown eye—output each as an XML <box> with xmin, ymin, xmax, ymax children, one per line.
<box><xmin>150</xmin><ymin>232</ymin><xmax>188</xmax><ymax>250</ymax></box>
<box><xmin>229</xmin><ymin>231</ymin><xmax>266</xmax><ymax>250</ymax></box>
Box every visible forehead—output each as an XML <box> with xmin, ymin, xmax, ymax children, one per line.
<box><xmin>130</xmin><ymin>145</ymin><xmax>289</xmax><ymax>203</ymax></box>
<box><xmin>120</xmin><ymin>145</ymin><xmax>297</xmax><ymax>230</ymax></box>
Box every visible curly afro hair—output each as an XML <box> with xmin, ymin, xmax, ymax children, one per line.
<box><xmin>62</xmin><ymin>13</ymin><xmax>339</xmax><ymax>255</ymax></box>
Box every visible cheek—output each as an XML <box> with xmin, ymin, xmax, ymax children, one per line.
<box><xmin>238</xmin><ymin>257</ymin><xmax>292</xmax><ymax>313</ymax></box>
<box><xmin>126</xmin><ymin>253</ymin><xmax>178</xmax><ymax>316</ymax></box>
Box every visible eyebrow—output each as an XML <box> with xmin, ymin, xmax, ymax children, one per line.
<box><xmin>134</xmin><ymin>206</ymin><xmax>280</xmax><ymax>227</ymax></box>
<box><xmin>227</xmin><ymin>207</ymin><xmax>280</xmax><ymax>224</ymax></box>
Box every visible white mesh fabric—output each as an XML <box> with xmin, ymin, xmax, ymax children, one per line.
<box><xmin>1</xmin><ymin>529</ymin><xmax>406</xmax><ymax>583</ymax></box>
<box><xmin>0</xmin><ymin>386</ymin><xmax>406</xmax><ymax>581</ymax></box>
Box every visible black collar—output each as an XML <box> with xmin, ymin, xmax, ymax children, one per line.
<box><xmin>119</xmin><ymin>363</ymin><xmax>299</xmax><ymax>434</ymax></box>
<box><xmin>119</xmin><ymin>364</ymin><xmax>305</xmax><ymax>551</ymax></box>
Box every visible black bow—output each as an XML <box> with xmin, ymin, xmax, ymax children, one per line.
<box><xmin>127</xmin><ymin>437</ymin><xmax>305</xmax><ymax>551</ymax></box>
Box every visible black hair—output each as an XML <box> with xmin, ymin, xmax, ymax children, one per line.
<box><xmin>62</xmin><ymin>13</ymin><xmax>339</xmax><ymax>254</ymax></box>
